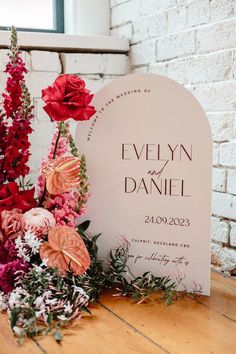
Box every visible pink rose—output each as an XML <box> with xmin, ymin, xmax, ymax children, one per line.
<box><xmin>1</xmin><ymin>208</ymin><xmax>25</xmax><ymax>240</ymax></box>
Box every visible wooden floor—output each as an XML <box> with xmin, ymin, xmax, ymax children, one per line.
<box><xmin>0</xmin><ymin>271</ymin><xmax>235</xmax><ymax>354</ymax></box>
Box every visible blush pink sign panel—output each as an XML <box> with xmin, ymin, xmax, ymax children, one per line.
<box><xmin>75</xmin><ymin>74</ymin><xmax>212</xmax><ymax>295</ymax></box>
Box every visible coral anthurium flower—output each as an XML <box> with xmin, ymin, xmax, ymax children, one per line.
<box><xmin>42</xmin><ymin>156</ymin><xmax>81</xmax><ymax>195</ymax></box>
<box><xmin>40</xmin><ymin>225</ymin><xmax>90</xmax><ymax>276</ymax></box>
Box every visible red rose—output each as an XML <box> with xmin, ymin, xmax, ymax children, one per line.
<box><xmin>0</xmin><ymin>182</ymin><xmax>37</xmax><ymax>212</ymax></box>
<box><xmin>42</xmin><ymin>74</ymin><xmax>96</xmax><ymax>122</ymax></box>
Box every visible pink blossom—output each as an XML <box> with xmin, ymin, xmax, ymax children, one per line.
<box><xmin>37</xmin><ymin>171</ymin><xmax>46</xmax><ymax>199</ymax></box>
<box><xmin>24</xmin><ymin>208</ymin><xmax>56</xmax><ymax>237</ymax></box>
<box><xmin>4</xmin><ymin>238</ymin><xmax>18</xmax><ymax>262</ymax></box>
<box><xmin>0</xmin><ymin>237</ymin><xmax>19</xmax><ymax>264</ymax></box>
<box><xmin>46</xmin><ymin>192</ymin><xmax>80</xmax><ymax>227</ymax></box>
<box><xmin>1</xmin><ymin>208</ymin><xmax>25</xmax><ymax>239</ymax></box>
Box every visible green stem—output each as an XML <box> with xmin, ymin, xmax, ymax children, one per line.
<box><xmin>53</xmin><ymin>123</ymin><xmax>62</xmax><ymax>159</ymax></box>
<box><xmin>39</xmin><ymin>122</ymin><xmax>63</xmax><ymax>207</ymax></box>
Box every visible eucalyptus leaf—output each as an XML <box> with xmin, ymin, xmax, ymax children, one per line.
<box><xmin>54</xmin><ymin>330</ymin><xmax>63</xmax><ymax>343</ymax></box>
<box><xmin>78</xmin><ymin>220</ymin><xmax>91</xmax><ymax>233</ymax></box>
<box><xmin>10</xmin><ymin>308</ymin><xmax>20</xmax><ymax>330</ymax></box>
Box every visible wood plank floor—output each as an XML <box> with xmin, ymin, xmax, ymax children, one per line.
<box><xmin>0</xmin><ymin>271</ymin><xmax>235</xmax><ymax>354</ymax></box>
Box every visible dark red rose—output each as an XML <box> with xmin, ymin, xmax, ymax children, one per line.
<box><xmin>0</xmin><ymin>260</ymin><xmax>29</xmax><ymax>293</ymax></box>
<box><xmin>0</xmin><ymin>182</ymin><xmax>37</xmax><ymax>212</ymax></box>
<box><xmin>42</xmin><ymin>74</ymin><xmax>96</xmax><ymax>122</ymax></box>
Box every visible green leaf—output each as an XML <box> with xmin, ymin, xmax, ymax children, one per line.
<box><xmin>54</xmin><ymin>330</ymin><xmax>63</xmax><ymax>343</ymax></box>
<box><xmin>142</xmin><ymin>271</ymin><xmax>150</xmax><ymax>277</ymax></box>
<box><xmin>92</xmin><ymin>233</ymin><xmax>102</xmax><ymax>243</ymax></box>
<box><xmin>78</xmin><ymin>220</ymin><xmax>91</xmax><ymax>233</ymax></box>
<box><xmin>81</xmin><ymin>306</ymin><xmax>92</xmax><ymax>315</ymax></box>
<box><xmin>47</xmin><ymin>313</ymin><xmax>53</xmax><ymax>325</ymax></box>
<box><xmin>45</xmin><ymin>327</ymin><xmax>52</xmax><ymax>335</ymax></box>
<box><xmin>10</xmin><ymin>308</ymin><xmax>19</xmax><ymax>330</ymax></box>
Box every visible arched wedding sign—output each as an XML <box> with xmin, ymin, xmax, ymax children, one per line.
<box><xmin>75</xmin><ymin>74</ymin><xmax>212</xmax><ymax>295</ymax></box>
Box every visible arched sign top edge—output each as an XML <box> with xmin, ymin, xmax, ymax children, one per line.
<box><xmin>88</xmin><ymin>73</ymin><xmax>212</xmax><ymax>142</ymax></box>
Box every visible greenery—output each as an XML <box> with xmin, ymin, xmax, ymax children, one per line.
<box><xmin>7</xmin><ymin>221</ymin><xmax>200</xmax><ymax>344</ymax></box>
<box><xmin>78</xmin><ymin>221</ymin><xmax>178</xmax><ymax>304</ymax></box>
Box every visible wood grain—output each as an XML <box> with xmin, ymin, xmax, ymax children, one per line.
<box><xmin>199</xmin><ymin>271</ymin><xmax>236</xmax><ymax>321</ymax></box>
<box><xmin>35</xmin><ymin>304</ymin><xmax>165</xmax><ymax>354</ymax></box>
<box><xmin>0</xmin><ymin>272</ymin><xmax>235</xmax><ymax>354</ymax></box>
<box><xmin>0</xmin><ymin>312</ymin><xmax>42</xmax><ymax>354</ymax></box>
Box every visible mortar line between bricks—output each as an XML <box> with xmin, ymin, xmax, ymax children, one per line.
<box><xmin>132</xmin><ymin>42</ymin><xmax>235</xmax><ymax>58</ymax></box>
<box><xmin>115</xmin><ymin>15</ymin><xmax>236</xmax><ymax>40</ymax></box>
<box><xmin>186</xmin><ymin>79</ymin><xmax>236</xmax><ymax>87</ymax></box>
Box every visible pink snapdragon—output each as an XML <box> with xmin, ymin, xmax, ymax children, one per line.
<box><xmin>46</xmin><ymin>192</ymin><xmax>80</xmax><ymax>227</ymax></box>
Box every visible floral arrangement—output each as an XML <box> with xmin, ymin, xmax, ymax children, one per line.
<box><xmin>0</xmin><ymin>28</ymin><xmax>195</xmax><ymax>344</ymax></box>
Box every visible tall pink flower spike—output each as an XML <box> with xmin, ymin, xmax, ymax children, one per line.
<box><xmin>42</xmin><ymin>156</ymin><xmax>81</xmax><ymax>195</ymax></box>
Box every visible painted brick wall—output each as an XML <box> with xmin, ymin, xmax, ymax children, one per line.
<box><xmin>111</xmin><ymin>0</ymin><xmax>236</xmax><ymax>274</ymax></box>
<box><xmin>0</xmin><ymin>48</ymin><xmax>128</xmax><ymax>186</ymax></box>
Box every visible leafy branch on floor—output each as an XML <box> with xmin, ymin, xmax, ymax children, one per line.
<box><xmin>3</xmin><ymin>221</ymin><xmax>201</xmax><ymax>344</ymax></box>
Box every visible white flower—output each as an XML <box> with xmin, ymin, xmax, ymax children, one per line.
<box><xmin>57</xmin><ymin>315</ymin><xmax>68</xmax><ymax>321</ymax></box>
<box><xmin>43</xmin><ymin>290</ymin><xmax>52</xmax><ymax>299</ymax></box>
<box><xmin>13</xmin><ymin>326</ymin><xmax>24</xmax><ymax>336</ymax></box>
<box><xmin>41</xmin><ymin>259</ymin><xmax>49</xmax><ymax>267</ymax></box>
<box><xmin>0</xmin><ymin>292</ymin><xmax>8</xmax><ymax>311</ymax></box>
<box><xmin>72</xmin><ymin>286</ymin><xmax>89</xmax><ymax>300</ymax></box>
<box><xmin>34</xmin><ymin>296</ymin><xmax>44</xmax><ymax>308</ymax></box>
<box><xmin>45</xmin><ymin>298</ymin><xmax>57</xmax><ymax>306</ymax></box>
<box><xmin>33</xmin><ymin>265</ymin><xmax>43</xmax><ymax>273</ymax></box>
<box><xmin>8</xmin><ymin>290</ymin><xmax>21</xmax><ymax>308</ymax></box>
<box><xmin>64</xmin><ymin>302</ymin><xmax>73</xmax><ymax>314</ymax></box>
<box><xmin>18</xmin><ymin>250</ymin><xmax>30</xmax><ymax>262</ymax></box>
<box><xmin>8</xmin><ymin>288</ymin><xmax>30</xmax><ymax>309</ymax></box>
<box><xmin>15</xmin><ymin>236</ymin><xmax>24</xmax><ymax>248</ymax></box>
<box><xmin>35</xmin><ymin>310</ymin><xmax>45</xmax><ymax>319</ymax></box>
<box><xmin>24</xmin><ymin>231</ymin><xmax>42</xmax><ymax>254</ymax></box>
<box><xmin>15</xmin><ymin>236</ymin><xmax>29</xmax><ymax>262</ymax></box>
<box><xmin>15</xmin><ymin>232</ymin><xmax>42</xmax><ymax>262</ymax></box>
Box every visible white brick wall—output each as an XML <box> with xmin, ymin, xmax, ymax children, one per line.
<box><xmin>61</xmin><ymin>53</ymin><xmax>127</xmax><ymax>75</ymax></box>
<box><xmin>187</xmin><ymin>0</ymin><xmax>209</xmax><ymax>27</ymax></box>
<box><xmin>212</xmin><ymin>191</ymin><xmax>236</xmax><ymax>220</ymax></box>
<box><xmin>230</xmin><ymin>222</ymin><xmax>236</xmax><ymax>246</ymax></box>
<box><xmin>219</xmin><ymin>141</ymin><xmax>236</xmax><ymax>166</ymax></box>
<box><xmin>157</xmin><ymin>30</ymin><xmax>196</xmax><ymax>60</ymax></box>
<box><xmin>132</xmin><ymin>12</ymin><xmax>166</xmax><ymax>43</ymax></box>
<box><xmin>111</xmin><ymin>0</ymin><xmax>236</xmax><ymax>274</ymax></box>
<box><xmin>211</xmin><ymin>217</ymin><xmax>229</xmax><ymax>243</ymax></box>
<box><xmin>130</xmin><ymin>40</ymin><xmax>156</xmax><ymax>65</ymax></box>
<box><xmin>227</xmin><ymin>169</ymin><xmax>236</xmax><ymax>194</ymax></box>
<box><xmin>30</xmin><ymin>51</ymin><xmax>61</xmax><ymax>72</ymax></box>
<box><xmin>197</xmin><ymin>20</ymin><xmax>236</xmax><ymax>53</ymax></box>
<box><xmin>212</xmin><ymin>167</ymin><xmax>226</xmax><ymax>192</ymax></box>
